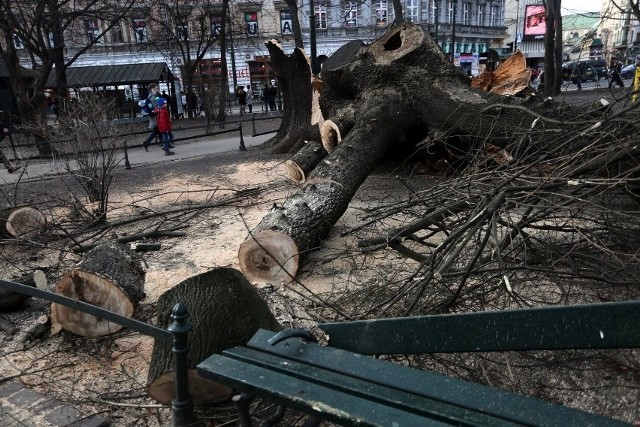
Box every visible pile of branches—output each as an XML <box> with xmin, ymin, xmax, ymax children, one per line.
<box><xmin>324</xmin><ymin>94</ymin><xmax>640</xmax><ymax>318</ymax></box>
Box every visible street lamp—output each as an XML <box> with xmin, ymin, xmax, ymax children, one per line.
<box><xmin>309</xmin><ymin>0</ymin><xmax>320</xmax><ymax>75</ymax></box>
<box><xmin>514</xmin><ymin>0</ymin><xmax>520</xmax><ymax>52</ymax></box>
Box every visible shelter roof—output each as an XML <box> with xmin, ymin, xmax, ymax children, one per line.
<box><xmin>47</xmin><ymin>62</ymin><xmax>172</xmax><ymax>88</ymax></box>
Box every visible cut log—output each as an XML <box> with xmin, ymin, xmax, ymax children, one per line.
<box><xmin>284</xmin><ymin>140</ymin><xmax>327</xmax><ymax>183</ymax></box>
<box><xmin>319</xmin><ymin>107</ymin><xmax>356</xmax><ymax>152</ymax></box>
<box><xmin>0</xmin><ymin>271</ymin><xmax>39</xmax><ymax>312</ymax></box>
<box><xmin>51</xmin><ymin>242</ymin><xmax>145</xmax><ymax>337</ymax></box>
<box><xmin>1</xmin><ymin>207</ymin><xmax>47</xmax><ymax>238</ymax></box>
<box><xmin>147</xmin><ymin>267</ymin><xmax>281</xmax><ymax>406</ymax></box>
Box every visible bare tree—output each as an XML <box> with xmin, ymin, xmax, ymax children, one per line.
<box><xmin>148</xmin><ymin>0</ymin><xmax>225</xmax><ymax>119</ymax></box>
<box><xmin>0</xmin><ymin>0</ymin><xmax>135</xmax><ymax>155</ymax></box>
<box><xmin>543</xmin><ymin>0</ymin><xmax>563</xmax><ymax>96</ymax></box>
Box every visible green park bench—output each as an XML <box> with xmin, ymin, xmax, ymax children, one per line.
<box><xmin>197</xmin><ymin>300</ymin><xmax>640</xmax><ymax>426</ymax></box>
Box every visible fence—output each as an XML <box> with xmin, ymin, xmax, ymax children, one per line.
<box><xmin>0</xmin><ymin>279</ymin><xmax>194</xmax><ymax>427</ymax></box>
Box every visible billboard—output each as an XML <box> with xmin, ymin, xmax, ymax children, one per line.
<box><xmin>523</xmin><ymin>4</ymin><xmax>546</xmax><ymax>41</ymax></box>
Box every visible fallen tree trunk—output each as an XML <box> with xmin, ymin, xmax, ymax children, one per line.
<box><xmin>51</xmin><ymin>242</ymin><xmax>145</xmax><ymax>337</ymax></box>
<box><xmin>239</xmin><ymin>22</ymin><xmax>561</xmax><ymax>284</ymax></box>
<box><xmin>1</xmin><ymin>207</ymin><xmax>47</xmax><ymax>238</ymax></box>
<box><xmin>147</xmin><ymin>267</ymin><xmax>281</xmax><ymax>406</ymax></box>
<box><xmin>239</xmin><ymin>90</ymin><xmax>413</xmax><ymax>283</ymax></box>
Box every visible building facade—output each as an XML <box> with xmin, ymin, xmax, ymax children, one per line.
<box><xmin>11</xmin><ymin>0</ymin><xmax>508</xmax><ymax>100</ymax></box>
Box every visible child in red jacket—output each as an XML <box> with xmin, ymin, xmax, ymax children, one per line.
<box><xmin>155</xmin><ymin>98</ymin><xmax>175</xmax><ymax>155</ymax></box>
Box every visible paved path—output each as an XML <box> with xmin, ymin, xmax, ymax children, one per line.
<box><xmin>0</xmin><ymin>123</ymin><xmax>275</xmax><ymax>185</ymax></box>
<box><xmin>0</xmin><ymin>380</ymin><xmax>107</xmax><ymax>426</ymax></box>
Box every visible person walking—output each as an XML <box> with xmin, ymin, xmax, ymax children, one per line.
<box><xmin>609</xmin><ymin>59</ymin><xmax>624</xmax><ymax>88</ymax></box>
<box><xmin>246</xmin><ymin>85</ymin><xmax>254</xmax><ymax>113</ymax></box>
<box><xmin>573</xmin><ymin>63</ymin><xmax>584</xmax><ymax>90</ymax></box>
<box><xmin>155</xmin><ymin>98</ymin><xmax>175</xmax><ymax>156</ymax></box>
<box><xmin>0</xmin><ymin>127</ymin><xmax>18</xmax><ymax>173</ymax></box>
<box><xmin>236</xmin><ymin>86</ymin><xmax>247</xmax><ymax>116</ymax></box>
<box><xmin>142</xmin><ymin>83</ymin><xmax>161</xmax><ymax>151</ymax></box>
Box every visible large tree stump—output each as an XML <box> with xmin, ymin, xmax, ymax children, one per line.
<box><xmin>239</xmin><ymin>22</ymin><xmax>544</xmax><ymax>284</ymax></box>
<box><xmin>51</xmin><ymin>242</ymin><xmax>145</xmax><ymax>337</ymax></box>
<box><xmin>263</xmin><ymin>41</ymin><xmax>321</xmax><ymax>154</ymax></box>
<box><xmin>147</xmin><ymin>267</ymin><xmax>281</xmax><ymax>406</ymax></box>
<box><xmin>1</xmin><ymin>207</ymin><xmax>47</xmax><ymax>238</ymax></box>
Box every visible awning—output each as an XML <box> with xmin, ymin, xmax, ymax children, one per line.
<box><xmin>46</xmin><ymin>62</ymin><xmax>173</xmax><ymax>88</ymax></box>
<box><xmin>590</xmin><ymin>38</ymin><xmax>603</xmax><ymax>47</ymax></box>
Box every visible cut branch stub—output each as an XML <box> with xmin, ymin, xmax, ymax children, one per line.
<box><xmin>51</xmin><ymin>242</ymin><xmax>145</xmax><ymax>337</ymax></box>
<box><xmin>1</xmin><ymin>207</ymin><xmax>47</xmax><ymax>238</ymax></box>
<box><xmin>147</xmin><ymin>267</ymin><xmax>281</xmax><ymax>406</ymax></box>
<box><xmin>284</xmin><ymin>140</ymin><xmax>328</xmax><ymax>183</ymax></box>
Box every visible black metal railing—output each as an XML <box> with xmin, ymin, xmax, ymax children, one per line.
<box><xmin>250</xmin><ymin>114</ymin><xmax>279</xmax><ymax>137</ymax></box>
<box><xmin>0</xmin><ymin>279</ymin><xmax>194</xmax><ymax>427</ymax></box>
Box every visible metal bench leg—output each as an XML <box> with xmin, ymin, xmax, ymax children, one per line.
<box><xmin>260</xmin><ymin>405</ymin><xmax>287</xmax><ymax>426</ymax></box>
<box><xmin>301</xmin><ymin>416</ymin><xmax>322</xmax><ymax>427</ymax></box>
<box><xmin>233</xmin><ymin>393</ymin><xmax>254</xmax><ymax>427</ymax></box>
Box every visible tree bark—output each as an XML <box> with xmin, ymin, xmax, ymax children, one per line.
<box><xmin>239</xmin><ymin>22</ymin><xmax>544</xmax><ymax>284</ymax></box>
<box><xmin>263</xmin><ymin>41</ymin><xmax>321</xmax><ymax>154</ymax></box>
<box><xmin>51</xmin><ymin>243</ymin><xmax>145</xmax><ymax>337</ymax></box>
<box><xmin>147</xmin><ymin>267</ymin><xmax>281</xmax><ymax>406</ymax></box>
<box><xmin>0</xmin><ymin>207</ymin><xmax>47</xmax><ymax>238</ymax></box>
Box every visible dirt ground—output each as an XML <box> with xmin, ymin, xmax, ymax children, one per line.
<box><xmin>1</xmin><ymin>116</ymin><xmax>639</xmax><ymax>426</ymax></box>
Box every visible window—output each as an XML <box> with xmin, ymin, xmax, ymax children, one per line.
<box><xmin>490</xmin><ymin>5</ymin><xmax>499</xmax><ymax>26</ymax></box>
<box><xmin>345</xmin><ymin>1</ymin><xmax>358</xmax><ymax>27</ymax></box>
<box><xmin>477</xmin><ymin>4</ymin><xmax>484</xmax><ymax>26</ymax></box>
<box><xmin>406</xmin><ymin>0</ymin><xmax>418</xmax><ymax>23</ymax></box>
<box><xmin>177</xmin><ymin>19</ymin><xmax>189</xmax><ymax>41</ymax></box>
<box><xmin>245</xmin><ymin>12</ymin><xmax>258</xmax><ymax>37</ymax></box>
<box><xmin>12</xmin><ymin>32</ymin><xmax>24</xmax><ymax>49</ymax></box>
<box><xmin>375</xmin><ymin>0</ymin><xmax>388</xmax><ymax>27</ymax></box>
<box><xmin>315</xmin><ymin>3</ymin><xmax>328</xmax><ymax>29</ymax></box>
<box><xmin>211</xmin><ymin>14</ymin><xmax>223</xmax><ymax>37</ymax></box>
<box><xmin>133</xmin><ymin>18</ymin><xmax>148</xmax><ymax>43</ymax></box>
<box><xmin>462</xmin><ymin>3</ymin><xmax>470</xmax><ymax>25</ymax></box>
<box><xmin>447</xmin><ymin>1</ymin><xmax>454</xmax><ymax>24</ymax></box>
<box><xmin>110</xmin><ymin>21</ymin><xmax>123</xmax><ymax>43</ymax></box>
<box><xmin>280</xmin><ymin>10</ymin><xmax>293</xmax><ymax>35</ymax></box>
<box><xmin>84</xmin><ymin>19</ymin><xmax>101</xmax><ymax>44</ymax></box>
<box><xmin>430</xmin><ymin>0</ymin><xmax>437</xmax><ymax>23</ymax></box>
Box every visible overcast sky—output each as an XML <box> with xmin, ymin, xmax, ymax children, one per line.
<box><xmin>561</xmin><ymin>0</ymin><xmax>603</xmax><ymax>15</ymax></box>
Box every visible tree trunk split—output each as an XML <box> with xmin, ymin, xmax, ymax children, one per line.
<box><xmin>241</xmin><ymin>22</ymin><xmax>540</xmax><ymax>284</ymax></box>
<box><xmin>147</xmin><ymin>267</ymin><xmax>281</xmax><ymax>406</ymax></box>
<box><xmin>1</xmin><ymin>207</ymin><xmax>47</xmax><ymax>238</ymax></box>
<box><xmin>51</xmin><ymin>243</ymin><xmax>146</xmax><ymax>337</ymax></box>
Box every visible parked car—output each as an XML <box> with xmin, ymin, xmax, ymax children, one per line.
<box><xmin>620</xmin><ymin>64</ymin><xmax>636</xmax><ymax>79</ymax></box>
<box><xmin>579</xmin><ymin>59</ymin><xmax>608</xmax><ymax>79</ymax></box>
<box><xmin>561</xmin><ymin>62</ymin><xmax>598</xmax><ymax>83</ymax></box>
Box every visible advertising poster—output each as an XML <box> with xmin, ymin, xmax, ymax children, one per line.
<box><xmin>523</xmin><ymin>4</ymin><xmax>546</xmax><ymax>41</ymax></box>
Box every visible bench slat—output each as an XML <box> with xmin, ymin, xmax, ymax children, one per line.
<box><xmin>224</xmin><ymin>346</ymin><xmax>510</xmax><ymax>426</ymax></box>
<box><xmin>199</xmin><ymin>351</ymin><xmax>509</xmax><ymax>426</ymax></box>
<box><xmin>318</xmin><ymin>300</ymin><xmax>640</xmax><ymax>354</ymax></box>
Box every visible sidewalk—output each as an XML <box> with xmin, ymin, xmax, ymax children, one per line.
<box><xmin>0</xmin><ymin>124</ymin><xmax>276</xmax><ymax>186</ymax></box>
